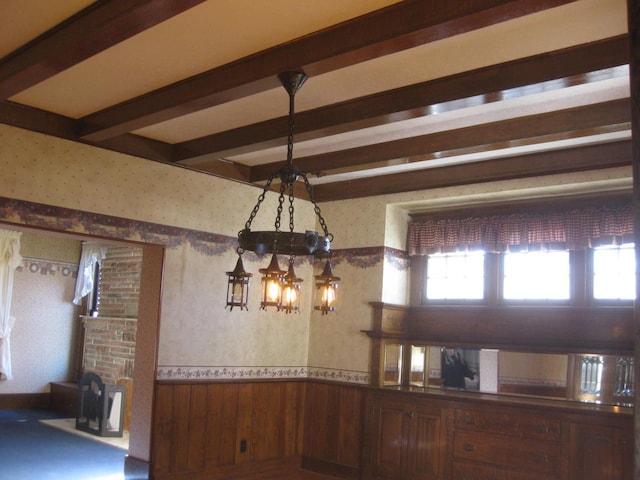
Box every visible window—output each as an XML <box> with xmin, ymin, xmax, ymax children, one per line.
<box><xmin>409</xmin><ymin>199</ymin><xmax>635</xmax><ymax>305</ymax></box>
<box><xmin>503</xmin><ymin>250</ymin><xmax>570</xmax><ymax>300</ymax></box>
<box><xmin>592</xmin><ymin>243</ymin><xmax>636</xmax><ymax>300</ymax></box>
<box><xmin>425</xmin><ymin>251</ymin><xmax>485</xmax><ymax>300</ymax></box>
<box><xmin>420</xmin><ymin>245</ymin><xmax>634</xmax><ymax>305</ymax></box>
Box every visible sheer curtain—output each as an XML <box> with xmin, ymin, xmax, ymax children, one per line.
<box><xmin>73</xmin><ymin>242</ymin><xmax>109</xmax><ymax>306</ymax></box>
<box><xmin>0</xmin><ymin>229</ymin><xmax>22</xmax><ymax>381</ymax></box>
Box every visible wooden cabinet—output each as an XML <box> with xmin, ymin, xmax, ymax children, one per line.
<box><xmin>452</xmin><ymin>406</ymin><xmax>562</xmax><ymax>480</ymax></box>
<box><xmin>362</xmin><ymin>389</ymin><xmax>633</xmax><ymax>480</ymax></box>
<box><xmin>50</xmin><ymin>381</ymin><xmax>78</xmax><ymax>417</ymax></box>
<box><xmin>365</xmin><ymin>393</ymin><xmax>445</xmax><ymax>480</ymax></box>
<box><xmin>568</xmin><ymin>421</ymin><xmax>633</xmax><ymax>480</ymax></box>
<box><xmin>451</xmin><ymin>407</ymin><xmax>563</xmax><ymax>479</ymax></box>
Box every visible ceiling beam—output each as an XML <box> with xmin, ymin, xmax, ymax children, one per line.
<box><xmin>312</xmin><ymin>140</ymin><xmax>632</xmax><ymax>201</ymax></box>
<box><xmin>0</xmin><ymin>100</ymin><xmax>174</xmax><ymax>162</ymax></box>
<box><xmin>249</xmin><ymin>99</ymin><xmax>631</xmax><ymax>182</ymax></box>
<box><xmin>176</xmin><ymin>35</ymin><xmax>628</xmax><ymax>162</ymax></box>
<box><xmin>0</xmin><ymin>0</ymin><xmax>207</xmax><ymax>100</ymax></box>
<box><xmin>78</xmin><ymin>0</ymin><xmax>573</xmax><ymax>142</ymax></box>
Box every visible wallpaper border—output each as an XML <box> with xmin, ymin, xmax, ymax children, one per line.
<box><xmin>157</xmin><ymin>365</ymin><xmax>370</xmax><ymax>384</ymax></box>
<box><xmin>0</xmin><ymin>196</ymin><xmax>408</xmax><ymax>270</ymax></box>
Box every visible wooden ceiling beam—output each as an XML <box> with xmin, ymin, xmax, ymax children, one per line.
<box><xmin>78</xmin><ymin>0</ymin><xmax>573</xmax><ymax>142</ymax></box>
<box><xmin>176</xmin><ymin>35</ymin><xmax>628</xmax><ymax>162</ymax></box>
<box><xmin>0</xmin><ymin>100</ymin><xmax>174</xmax><ymax>163</ymax></box>
<box><xmin>0</xmin><ymin>0</ymin><xmax>207</xmax><ymax>100</ymax></box>
<box><xmin>312</xmin><ymin>140</ymin><xmax>632</xmax><ymax>202</ymax></box>
<box><xmin>250</xmin><ymin>99</ymin><xmax>631</xmax><ymax>182</ymax></box>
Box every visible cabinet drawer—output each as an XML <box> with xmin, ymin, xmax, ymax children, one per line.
<box><xmin>452</xmin><ymin>460</ymin><xmax>558</xmax><ymax>480</ymax></box>
<box><xmin>453</xmin><ymin>431</ymin><xmax>560</xmax><ymax>475</ymax></box>
<box><xmin>454</xmin><ymin>408</ymin><xmax>561</xmax><ymax>440</ymax></box>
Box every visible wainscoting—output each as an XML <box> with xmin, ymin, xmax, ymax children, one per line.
<box><xmin>152</xmin><ymin>380</ymin><xmax>366</xmax><ymax>480</ymax></box>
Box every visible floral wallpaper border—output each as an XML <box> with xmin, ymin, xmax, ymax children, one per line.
<box><xmin>157</xmin><ymin>365</ymin><xmax>370</xmax><ymax>384</ymax></box>
<box><xmin>17</xmin><ymin>257</ymin><xmax>78</xmax><ymax>278</ymax></box>
<box><xmin>0</xmin><ymin>196</ymin><xmax>409</xmax><ymax>270</ymax></box>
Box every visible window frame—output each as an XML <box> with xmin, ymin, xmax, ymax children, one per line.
<box><xmin>417</xmin><ymin>247</ymin><xmax>634</xmax><ymax>307</ymax></box>
<box><xmin>498</xmin><ymin>249</ymin><xmax>573</xmax><ymax>306</ymax></box>
<box><xmin>421</xmin><ymin>251</ymin><xmax>489</xmax><ymax>305</ymax></box>
<box><xmin>587</xmin><ymin>243</ymin><xmax>636</xmax><ymax>306</ymax></box>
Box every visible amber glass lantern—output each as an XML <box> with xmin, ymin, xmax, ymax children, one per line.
<box><xmin>259</xmin><ymin>254</ymin><xmax>285</xmax><ymax>310</ymax></box>
<box><xmin>314</xmin><ymin>259</ymin><xmax>340</xmax><ymax>314</ymax></box>
<box><xmin>280</xmin><ymin>258</ymin><xmax>303</xmax><ymax>313</ymax></box>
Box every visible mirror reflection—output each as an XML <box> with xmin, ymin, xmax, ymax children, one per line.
<box><xmin>384</xmin><ymin>343</ymin><xmax>634</xmax><ymax>407</ymax></box>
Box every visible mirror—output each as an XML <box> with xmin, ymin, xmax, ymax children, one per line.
<box><xmin>383</xmin><ymin>343</ymin><xmax>634</xmax><ymax>407</ymax></box>
<box><xmin>383</xmin><ymin>343</ymin><xmax>403</xmax><ymax>386</ymax></box>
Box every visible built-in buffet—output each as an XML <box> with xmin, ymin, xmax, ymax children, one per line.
<box><xmin>362</xmin><ymin>302</ymin><xmax>634</xmax><ymax>480</ymax></box>
<box><xmin>362</xmin><ymin>387</ymin><xmax>632</xmax><ymax>480</ymax></box>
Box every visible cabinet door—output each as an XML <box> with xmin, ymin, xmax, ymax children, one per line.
<box><xmin>371</xmin><ymin>400</ymin><xmax>410</xmax><ymax>479</ymax></box>
<box><xmin>568</xmin><ymin>423</ymin><xmax>633</xmax><ymax>480</ymax></box>
<box><xmin>406</xmin><ymin>405</ymin><xmax>442</xmax><ymax>480</ymax></box>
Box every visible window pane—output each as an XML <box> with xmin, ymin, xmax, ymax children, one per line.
<box><xmin>503</xmin><ymin>250</ymin><xmax>570</xmax><ymax>300</ymax></box>
<box><xmin>593</xmin><ymin>244</ymin><xmax>635</xmax><ymax>300</ymax></box>
<box><xmin>426</xmin><ymin>252</ymin><xmax>484</xmax><ymax>300</ymax></box>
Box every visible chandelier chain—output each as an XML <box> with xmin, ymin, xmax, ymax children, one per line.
<box><xmin>243</xmin><ymin>174</ymin><xmax>275</xmax><ymax>231</ymax></box>
<box><xmin>275</xmin><ymin>179</ymin><xmax>286</xmax><ymax>231</ymax></box>
<box><xmin>302</xmin><ymin>173</ymin><xmax>331</xmax><ymax>239</ymax></box>
<box><xmin>288</xmin><ymin>180</ymin><xmax>295</xmax><ymax>233</ymax></box>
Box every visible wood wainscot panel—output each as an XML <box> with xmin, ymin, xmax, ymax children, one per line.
<box><xmin>152</xmin><ymin>380</ymin><xmax>308</xmax><ymax>479</ymax></box>
<box><xmin>302</xmin><ymin>381</ymin><xmax>367</xmax><ymax>478</ymax></box>
<box><xmin>0</xmin><ymin>392</ymin><xmax>49</xmax><ymax>410</ymax></box>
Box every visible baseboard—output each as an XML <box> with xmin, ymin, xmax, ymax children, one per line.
<box><xmin>152</xmin><ymin>456</ymin><xmax>302</xmax><ymax>480</ymax></box>
<box><xmin>125</xmin><ymin>455</ymin><xmax>150</xmax><ymax>480</ymax></box>
<box><xmin>0</xmin><ymin>392</ymin><xmax>50</xmax><ymax>410</ymax></box>
<box><xmin>301</xmin><ymin>456</ymin><xmax>360</xmax><ymax>479</ymax></box>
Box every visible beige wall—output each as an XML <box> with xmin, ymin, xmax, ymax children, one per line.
<box><xmin>0</xmin><ymin>124</ymin><xmax>633</xmax><ymax>387</ymax></box>
<box><xmin>0</xmin><ymin>232</ymin><xmax>81</xmax><ymax>394</ymax></box>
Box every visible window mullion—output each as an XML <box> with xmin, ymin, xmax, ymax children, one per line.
<box><xmin>486</xmin><ymin>252</ymin><xmax>500</xmax><ymax>306</ymax></box>
<box><xmin>572</xmin><ymin>249</ymin><xmax>587</xmax><ymax>306</ymax></box>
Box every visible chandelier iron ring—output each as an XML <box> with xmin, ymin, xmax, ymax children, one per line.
<box><xmin>237</xmin><ymin>229</ymin><xmax>331</xmax><ymax>258</ymax></box>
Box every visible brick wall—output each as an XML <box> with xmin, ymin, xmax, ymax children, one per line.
<box><xmin>98</xmin><ymin>246</ymin><xmax>142</xmax><ymax>318</ymax></box>
<box><xmin>83</xmin><ymin>246</ymin><xmax>142</xmax><ymax>383</ymax></box>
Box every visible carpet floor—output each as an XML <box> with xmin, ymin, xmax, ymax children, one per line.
<box><xmin>0</xmin><ymin>409</ymin><xmax>127</xmax><ymax>479</ymax></box>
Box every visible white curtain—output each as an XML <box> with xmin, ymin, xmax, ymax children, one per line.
<box><xmin>73</xmin><ymin>242</ymin><xmax>109</xmax><ymax>306</ymax></box>
<box><xmin>0</xmin><ymin>229</ymin><xmax>23</xmax><ymax>381</ymax></box>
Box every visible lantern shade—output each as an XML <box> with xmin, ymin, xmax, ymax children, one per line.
<box><xmin>226</xmin><ymin>254</ymin><xmax>252</xmax><ymax>310</ymax></box>
<box><xmin>314</xmin><ymin>259</ymin><xmax>340</xmax><ymax>315</ymax></box>
<box><xmin>280</xmin><ymin>260</ymin><xmax>303</xmax><ymax>314</ymax></box>
<box><xmin>259</xmin><ymin>254</ymin><xmax>285</xmax><ymax>310</ymax></box>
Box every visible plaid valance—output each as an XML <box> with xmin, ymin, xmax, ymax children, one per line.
<box><xmin>407</xmin><ymin>204</ymin><xmax>634</xmax><ymax>255</ymax></box>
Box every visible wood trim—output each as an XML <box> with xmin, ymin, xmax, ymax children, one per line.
<box><xmin>0</xmin><ymin>0</ymin><xmax>207</xmax><ymax>99</ymax></box>
<box><xmin>128</xmin><ymin>242</ymin><xmax>164</xmax><ymax>464</ymax></box>
<box><xmin>300</xmin><ymin>456</ymin><xmax>360</xmax><ymax>479</ymax></box>
<box><xmin>272</xmin><ymin>99</ymin><xmax>630</xmax><ymax>180</ymax></box>
<box><xmin>0</xmin><ymin>101</ymin><xmax>175</xmax><ymax>162</ymax></box>
<box><xmin>0</xmin><ymin>392</ymin><xmax>50</xmax><ymax>410</ymax></box>
<box><xmin>409</xmin><ymin>190</ymin><xmax>633</xmax><ymax>220</ymax></box>
<box><xmin>411</xmin><ymin>305</ymin><xmax>633</xmax><ymax>354</ymax></box>
<box><xmin>78</xmin><ymin>0</ymin><xmax>572</xmax><ymax>142</ymax></box>
<box><xmin>626</xmin><ymin>0</ymin><xmax>640</xmax><ymax>476</ymax></box>
<box><xmin>220</xmin><ymin>36</ymin><xmax>628</xmax><ymax>171</ymax></box>
<box><xmin>313</xmin><ymin>139</ymin><xmax>632</xmax><ymax>202</ymax></box>
<box><xmin>368</xmin><ymin>302</ymin><xmax>634</xmax><ymax>355</ymax></box>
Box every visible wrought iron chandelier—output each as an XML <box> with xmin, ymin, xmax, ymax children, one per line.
<box><xmin>226</xmin><ymin>71</ymin><xmax>339</xmax><ymax>314</ymax></box>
